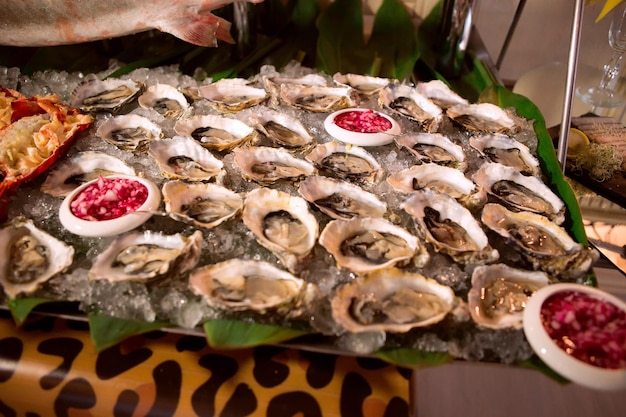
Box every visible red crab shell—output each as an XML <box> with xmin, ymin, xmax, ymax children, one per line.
<box><xmin>0</xmin><ymin>86</ymin><xmax>94</xmax><ymax>221</ymax></box>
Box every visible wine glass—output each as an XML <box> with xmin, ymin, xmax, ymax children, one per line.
<box><xmin>576</xmin><ymin>4</ymin><xmax>626</xmax><ymax>108</ymax></box>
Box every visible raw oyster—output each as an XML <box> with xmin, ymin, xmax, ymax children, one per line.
<box><xmin>415</xmin><ymin>79</ymin><xmax>468</xmax><ymax>109</ymax></box>
<box><xmin>481</xmin><ymin>203</ymin><xmax>596</xmax><ymax>279</ymax></box>
<box><xmin>195</xmin><ymin>78</ymin><xmax>267</xmax><ymax>113</ymax></box>
<box><xmin>0</xmin><ymin>217</ymin><xmax>74</xmax><ymax>297</ymax></box>
<box><xmin>96</xmin><ymin>114</ymin><xmax>162</xmax><ymax>151</ymax></box>
<box><xmin>189</xmin><ymin>259</ymin><xmax>315</xmax><ymax>316</ymax></box>
<box><xmin>279</xmin><ymin>84</ymin><xmax>359</xmax><ymax>112</ymax></box>
<box><xmin>249</xmin><ymin>107</ymin><xmax>315</xmax><ymax>150</ymax></box>
<box><xmin>447</xmin><ymin>102</ymin><xmax>518</xmax><ymax>135</ymax></box>
<box><xmin>71</xmin><ymin>77</ymin><xmax>142</xmax><ymax>112</ymax></box>
<box><xmin>41</xmin><ymin>151</ymin><xmax>135</xmax><ymax>197</ymax></box>
<box><xmin>242</xmin><ymin>187</ymin><xmax>319</xmax><ymax>273</ymax></box>
<box><xmin>472</xmin><ymin>162</ymin><xmax>565</xmax><ymax>224</ymax></box>
<box><xmin>331</xmin><ymin>268</ymin><xmax>455</xmax><ymax>333</ymax></box>
<box><xmin>469</xmin><ymin>133</ymin><xmax>540</xmax><ymax>176</ymax></box>
<box><xmin>305</xmin><ymin>141</ymin><xmax>384</xmax><ymax>184</ymax></box>
<box><xmin>395</xmin><ymin>132</ymin><xmax>466</xmax><ymax>170</ymax></box>
<box><xmin>379</xmin><ymin>83</ymin><xmax>442</xmax><ymax>131</ymax></box>
<box><xmin>138</xmin><ymin>83</ymin><xmax>190</xmax><ymax>119</ymax></box>
<box><xmin>333</xmin><ymin>73</ymin><xmax>390</xmax><ymax>97</ymax></box>
<box><xmin>233</xmin><ymin>146</ymin><xmax>315</xmax><ymax>185</ymax></box>
<box><xmin>401</xmin><ymin>189</ymin><xmax>498</xmax><ymax>264</ymax></box>
<box><xmin>298</xmin><ymin>175</ymin><xmax>387</xmax><ymax>220</ymax></box>
<box><xmin>88</xmin><ymin>230</ymin><xmax>203</xmax><ymax>283</ymax></box>
<box><xmin>386</xmin><ymin>163</ymin><xmax>486</xmax><ymax>211</ymax></box>
<box><xmin>148</xmin><ymin>136</ymin><xmax>224</xmax><ymax>181</ymax></box>
<box><xmin>319</xmin><ymin>216</ymin><xmax>428</xmax><ymax>274</ymax></box>
<box><xmin>162</xmin><ymin>180</ymin><xmax>243</xmax><ymax>229</ymax></box>
<box><xmin>468</xmin><ymin>263</ymin><xmax>549</xmax><ymax>329</ymax></box>
<box><xmin>174</xmin><ymin>114</ymin><xmax>256</xmax><ymax>151</ymax></box>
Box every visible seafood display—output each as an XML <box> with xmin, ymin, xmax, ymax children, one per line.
<box><xmin>0</xmin><ymin>64</ymin><xmax>597</xmax><ymax>365</ymax></box>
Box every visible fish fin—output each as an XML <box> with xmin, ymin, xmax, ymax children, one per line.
<box><xmin>161</xmin><ymin>14</ymin><xmax>233</xmax><ymax>47</ymax></box>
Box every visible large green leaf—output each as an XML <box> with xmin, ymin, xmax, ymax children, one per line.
<box><xmin>366</xmin><ymin>0</ymin><xmax>420</xmax><ymax>80</ymax></box>
<box><xmin>8</xmin><ymin>297</ymin><xmax>60</xmax><ymax>326</ymax></box>
<box><xmin>88</xmin><ymin>311</ymin><xmax>172</xmax><ymax>352</ymax></box>
<box><xmin>375</xmin><ymin>348</ymin><xmax>453</xmax><ymax>368</ymax></box>
<box><xmin>203</xmin><ymin>319</ymin><xmax>312</xmax><ymax>349</ymax></box>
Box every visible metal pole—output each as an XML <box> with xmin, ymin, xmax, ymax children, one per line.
<box><xmin>557</xmin><ymin>0</ymin><xmax>585</xmax><ymax>172</ymax></box>
<box><xmin>496</xmin><ymin>0</ymin><xmax>527</xmax><ymax>70</ymax></box>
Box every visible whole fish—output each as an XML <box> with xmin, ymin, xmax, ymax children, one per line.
<box><xmin>0</xmin><ymin>0</ymin><xmax>263</xmax><ymax>47</ymax></box>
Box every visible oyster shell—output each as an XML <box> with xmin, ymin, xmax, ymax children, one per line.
<box><xmin>481</xmin><ymin>203</ymin><xmax>596</xmax><ymax>279</ymax></box>
<box><xmin>415</xmin><ymin>79</ymin><xmax>468</xmax><ymax>109</ymax></box>
<box><xmin>96</xmin><ymin>114</ymin><xmax>162</xmax><ymax>151</ymax></box>
<box><xmin>305</xmin><ymin>141</ymin><xmax>384</xmax><ymax>184</ymax></box>
<box><xmin>88</xmin><ymin>230</ymin><xmax>203</xmax><ymax>283</ymax></box>
<box><xmin>174</xmin><ymin>114</ymin><xmax>256</xmax><ymax>151</ymax></box>
<box><xmin>379</xmin><ymin>83</ymin><xmax>443</xmax><ymax>131</ymax></box>
<box><xmin>189</xmin><ymin>259</ymin><xmax>315</xmax><ymax>316</ymax></box>
<box><xmin>0</xmin><ymin>217</ymin><xmax>74</xmax><ymax>297</ymax></box>
<box><xmin>469</xmin><ymin>133</ymin><xmax>540</xmax><ymax>176</ymax></box>
<box><xmin>333</xmin><ymin>73</ymin><xmax>390</xmax><ymax>97</ymax></box>
<box><xmin>395</xmin><ymin>132</ymin><xmax>466</xmax><ymax>170</ymax></box>
<box><xmin>319</xmin><ymin>216</ymin><xmax>428</xmax><ymax>274</ymax></box>
<box><xmin>195</xmin><ymin>78</ymin><xmax>267</xmax><ymax>113</ymax></box>
<box><xmin>446</xmin><ymin>103</ymin><xmax>518</xmax><ymax>135</ymax></box>
<box><xmin>41</xmin><ymin>151</ymin><xmax>135</xmax><ymax>197</ymax></box>
<box><xmin>162</xmin><ymin>180</ymin><xmax>243</xmax><ymax>229</ymax></box>
<box><xmin>233</xmin><ymin>146</ymin><xmax>315</xmax><ymax>185</ymax></box>
<box><xmin>148</xmin><ymin>136</ymin><xmax>224</xmax><ymax>181</ymax></box>
<box><xmin>137</xmin><ymin>83</ymin><xmax>190</xmax><ymax>119</ymax></box>
<box><xmin>330</xmin><ymin>268</ymin><xmax>455</xmax><ymax>333</ymax></box>
<box><xmin>401</xmin><ymin>189</ymin><xmax>499</xmax><ymax>264</ymax></box>
<box><xmin>468</xmin><ymin>264</ymin><xmax>549</xmax><ymax>329</ymax></box>
<box><xmin>298</xmin><ymin>175</ymin><xmax>387</xmax><ymax>220</ymax></box>
<box><xmin>249</xmin><ymin>107</ymin><xmax>315</xmax><ymax>150</ymax></box>
<box><xmin>472</xmin><ymin>162</ymin><xmax>565</xmax><ymax>224</ymax></box>
<box><xmin>71</xmin><ymin>77</ymin><xmax>142</xmax><ymax>112</ymax></box>
<box><xmin>279</xmin><ymin>84</ymin><xmax>359</xmax><ymax>112</ymax></box>
<box><xmin>386</xmin><ymin>163</ymin><xmax>486</xmax><ymax>211</ymax></box>
<box><xmin>242</xmin><ymin>187</ymin><xmax>319</xmax><ymax>273</ymax></box>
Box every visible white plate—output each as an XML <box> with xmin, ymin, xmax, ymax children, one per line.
<box><xmin>324</xmin><ymin>108</ymin><xmax>401</xmax><ymax>146</ymax></box>
<box><xmin>59</xmin><ymin>175</ymin><xmax>161</xmax><ymax>238</ymax></box>
<box><xmin>523</xmin><ymin>283</ymin><xmax>626</xmax><ymax>391</ymax></box>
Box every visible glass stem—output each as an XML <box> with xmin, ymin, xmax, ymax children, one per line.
<box><xmin>599</xmin><ymin>50</ymin><xmax>624</xmax><ymax>90</ymax></box>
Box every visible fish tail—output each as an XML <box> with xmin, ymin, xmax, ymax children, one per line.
<box><xmin>162</xmin><ymin>13</ymin><xmax>234</xmax><ymax>47</ymax></box>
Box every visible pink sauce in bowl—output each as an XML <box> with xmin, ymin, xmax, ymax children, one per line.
<box><xmin>59</xmin><ymin>175</ymin><xmax>161</xmax><ymax>237</ymax></box>
<box><xmin>324</xmin><ymin>108</ymin><xmax>401</xmax><ymax>146</ymax></box>
<box><xmin>523</xmin><ymin>283</ymin><xmax>626</xmax><ymax>391</ymax></box>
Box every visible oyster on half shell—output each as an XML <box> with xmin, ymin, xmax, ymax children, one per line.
<box><xmin>242</xmin><ymin>187</ymin><xmax>319</xmax><ymax>273</ymax></box>
<box><xmin>333</xmin><ymin>73</ymin><xmax>390</xmax><ymax>97</ymax></box>
<box><xmin>305</xmin><ymin>141</ymin><xmax>385</xmax><ymax>184</ymax></box>
<box><xmin>468</xmin><ymin>264</ymin><xmax>549</xmax><ymax>329</ymax></box>
<box><xmin>148</xmin><ymin>136</ymin><xmax>224</xmax><ymax>182</ymax></box>
<box><xmin>415</xmin><ymin>80</ymin><xmax>468</xmax><ymax>109</ymax></box>
<box><xmin>481</xmin><ymin>203</ymin><xmax>596</xmax><ymax>279</ymax></box>
<box><xmin>71</xmin><ymin>77</ymin><xmax>142</xmax><ymax>113</ymax></box>
<box><xmin>447</xmin><ymin>103</ymin><xmax>518</xmax><ymax>135</ymax></box>
<box><xmin>138</xmin><ymin>83</ymin><xmax>190</xmax><ymax>119</ymax></box>
<box><xmin>162</xmin><ymin>181</ymin><xmax>243</xmax><ymax>229</ymax></box>
<box><xmin>401</xmin><ymin>189</ymin><xmax>498</xmax><ymax>264</ymax></box>
<box><xmin>233</xmin><ymin>146</ymin><xmax>315</xmax><ymax>185</ymax></box>
<box><xmin>386</xmin><ymin>163</ymin><xmax>486</xmax><ymax>211</ymax></box>
<box><xmin>249</xmin><ymin>107</ymin><xmax>315</xmax><ymax>150</ymax></box>
<box><xmin>195</xmin><ymin>78</ymin><xmax>267</xmax><ymax>113</ymax></box>
<box><xmin>96</xmin><ymin>114</ymin><xmax>162</xmax><ymax>152</ymax></box>
<box><xmin>0</xmin><ymin>217</ymin><xmax>74</xmax><ymax>297</ymax></box>
<box><xmin>319</xmin><ymin>216</ymin><xmax>429</xmax><ymax>274</ymax></box>
<box><xmin>331</xmin><ymin>268</ymin><xmax>455</xmax><ymax>333</ymax></box>
<box><xmin>41</xmin><ymin>151</ymin><xmax>135</xmax><ymax>197</ymax></box>
<box><xmin>395</xmin><ymin>133</ymin><xmax>466</xmax><ymax>171</ymax></box>
<box><xmin>174</xmin><ymin>114</ymin><xmax>256</xmax><ymax>152</ymax></box>
<box><xmin>189</xmin><ymin>259</ymin><xmax>315</xmax><ymax>316</ymax></box>
<box><xmin>379</xmin><ymin>83</ymin><xmax>443</xmax><ymax>131</ymax></box>
<box><xmin>298</xmin><ymin>175</ymin><xmax>387</xmax><ymax>220</ymax></box>
<box><xmin>472</xmin><ymin>162</ymin><xmax>565</xmax><ymax>224</ymax></box>
<box><xmin>279</xmin><ymin>84</ymin><xmax>359</xmax><ymax>112</ymax></box>
<box><xmin>88</xmin><ymin>230</ymin><xmax>203</xmax><ymax>283</ymax></box>
<box><xmin>469</xmin><ymin>133</ymin><xmax>540</xmax><ymax>176</ymax></box>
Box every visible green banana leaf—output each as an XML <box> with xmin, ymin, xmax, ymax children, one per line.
<box><xmin>203</xmin><ymin>319</ymin><xmax>313</xmax><ymax>350</ymax></box>
<box><xmin>8</xmin><ymin>297</ymin><xmax>61</xmax><ymax>326</ymax></box>
<box><xmin>88</xmin><ymin>310</ymin><xmax>173</xmax><ymax>352</ymax></box>
<box><xmin>375</xmin><ymin>348</ymin><xmax>454</xmax><ymax>368</ymax></box>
